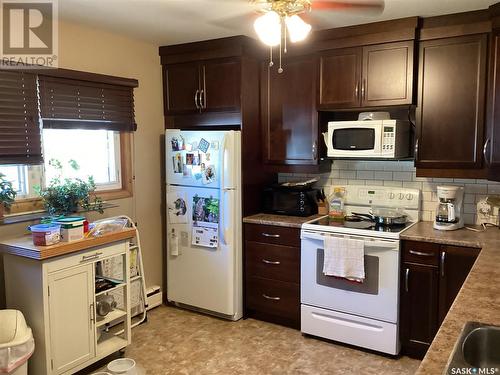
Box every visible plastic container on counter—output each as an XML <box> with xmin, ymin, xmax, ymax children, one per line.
<box><xmin>55</xmin><ymin>217</ymin><xmax>86</xmax><ymax>242</ymax></box>
<box><xmin>29</xmin><ymin>224</ymin><xmax>61</xmax><ymax>246</ymax></box>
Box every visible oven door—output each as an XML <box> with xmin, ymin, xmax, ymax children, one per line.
<box><xmin>327</xmin><ymin>121</ymin><xmax>383</xmax><ymax>158</ymax></box>
<box><xmin>301</xmin><ymin>230</ymin><xmax>400</xmax><ymax>323</ymax></box>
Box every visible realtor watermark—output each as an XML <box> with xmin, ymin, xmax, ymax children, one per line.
<box><xmin>0</xmin><ymin>0</ymin><xmax>58</xmax><ymax>68</ymax></box>
<box><xmin>450</xmin><ymin>367</ymin><xmax>499</xmax><ymax>374</ymax></box>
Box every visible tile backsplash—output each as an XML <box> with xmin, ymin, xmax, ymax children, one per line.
<box><xmin>279</xmin><ymin>160</ymin><xmax>500</xmax><ymax>225</ymax></box>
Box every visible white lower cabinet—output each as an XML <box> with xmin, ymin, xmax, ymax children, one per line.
<box><xmin>3</xmin><ymin>240</ymin><xmax>132</xmax><ymax>375</ymax></box>
<box><xmin>48</xmin><ymin>265</ymin><xmax>95</xmax><ymax>374</ymax></box>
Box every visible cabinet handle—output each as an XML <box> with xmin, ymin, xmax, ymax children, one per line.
<box><xmin>90</xmin><ymin>303</ymin><xmax>95</xmax><ymax>324</ymax></box>
<box><xmin>200</xmin><ymin>89</ymin><xmax>205</xmax><ymax>109</ymax></box>
<box><xmin>405</xmin><ymin>268</ymin><xmax>410</xmax><ymax>293</ymax></box>
<box><xmin>414</xmin><ymin>139</ymin><xmax>419</xmax><ymax>161</ymax></box>
<box><xmin>194</xmin><ymin>89</ymin><xmax>200</xmax><ymax>109</ymax></box>
<box><xmin>361</xmin><ymin>79</ymin><xmax>366</xmax><ymax>101</ymax></box>
<box><xmin>312</xmin><ymin>140</ymin><xmax>318</xmax><ymax>160</ymax></box>
<box><xmin>80</xmin><ymin>252</ymin><xmax>103</xmax><ymax>263</ymax></box>
<box><xmin>262</xmin><ymin>233</ymin><xmax>280</xmax><ymax>238</ymax></box>
<box><xmin>483</xmin><ymin>138</ymin><xmax>491</xmax><ymax>166</ymax></box>
<box><xmin>409</xmin><ymin>250</ymin><xmax>434</xmax><ymax>257</ymax></box>
<box><xmin>440</xmin><ymin>251</ymin><xmax>446</xmax><ymax>277</ymax></box>
<box><xmin>262</xmin><ymin>259</ymin><xmax>281</xmax><ymax>265</ymax></box>
<box><xmin>355</xmin><ymin>82</ymin><xmax>359</xmax><ymax>99</ymax></box>
<box><xmin>262</xmin><ymin>294</ymin><xmax>281</xmax><ymax>301</ymax></box>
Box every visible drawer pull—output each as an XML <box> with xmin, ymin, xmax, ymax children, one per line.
<box><xmin>409</xmin><ymin>250</ymin><xmax>434</xmax><ymax>257</ymax></box>
<box><xmin>262</xmin><ymin>294</ymin><xmax>281</xmax><ymax>301</ymax></box>
<box><xmin>262</xmin><ymin>233</ymin><xmax>280</xmax><ymax>238</ymax></box>
<box><xmin>80</xmin><ymin>252</ymin><xmax>103</xmax><ymax>263</ymax></box>
<box><xmin>262</xmin><ymin>259</ymin><xmax>281</xmax><ymax>265</ymax></box>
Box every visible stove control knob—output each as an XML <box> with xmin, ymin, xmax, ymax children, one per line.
<box><xmin>388</xmin><ymin>192</ymin><xmax>395</xmax><ymax>200</ymax></box>
<box><xmin>406</xmin><ymin>193</ymin><xmax>414</xmax><ymax>200</ymax></box>
<box><xmin>398</xmin><ymin>193</ymin><xmax>405</xmax><ymax>200</ymax></box>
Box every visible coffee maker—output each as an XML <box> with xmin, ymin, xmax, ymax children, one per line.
<box><xmin>434</xmin><ymin>186</ymin><xmax>464</xmax><ymax>231</ymax></box>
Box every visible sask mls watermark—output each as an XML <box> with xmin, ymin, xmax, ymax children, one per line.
<box><xmin>0</xmin><ymin>0</ymin><xmax>58</xmax><ymax>68</ymax></box>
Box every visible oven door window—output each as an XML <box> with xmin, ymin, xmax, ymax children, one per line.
<box><xmin>332</xmin><ymin>128</ymin><xmax>376</xmax><ymax>151</ymax></box>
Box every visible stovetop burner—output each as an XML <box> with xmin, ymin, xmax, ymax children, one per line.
<box><xmin>310</xmin><ymin>217</ymin><xmax>413</xmax><ymax>233</ymax></box>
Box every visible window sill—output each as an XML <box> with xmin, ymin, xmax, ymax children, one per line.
<box><xmin>0</xmin><ymin>202</ymin><xmax>119</xmax><ymax>226</ymax></box>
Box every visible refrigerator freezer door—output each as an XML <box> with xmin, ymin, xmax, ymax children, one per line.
<box><xmin>166</xmin><ymin>129</ymin><xmax>228</xmax><ymax>189</ymax></box>
<box><xmin>166</xmin><ymin>184</ymin><xmax>241</xmax><ymax>318</ymax></box>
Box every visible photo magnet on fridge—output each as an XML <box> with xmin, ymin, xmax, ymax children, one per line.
<box><xmin>173</xmin><ymin>153</ymin><xmax>183</xmax><ymax>174</ymax></box>
<box><xmin>171</xmin><ymin>135</ymin><xmax>185</xmax><ymax>151</ymax></box>
<box><xmin>202</xmin><ymin>165</ymin><xmax>215</xmax><ymax>185</ymax></box>
<box><xmin>167</xmin><ymin>192</ymin><xmax>188</xmax><ymax>224</ymax></box>
<box><xmin>198</xmin><ymin>138</ymin><xmax>210</xmax><ymax>153</ymax></box>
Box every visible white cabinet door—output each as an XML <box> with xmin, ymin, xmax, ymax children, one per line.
<box><xmin>48</xmin><ymin>264</ymin><xmax>95</xmax><ymax>374</ymax></box>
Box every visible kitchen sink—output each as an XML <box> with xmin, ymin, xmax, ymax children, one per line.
<box><xmin>445</xmin><ymin>322</ymin><xmax>500</xmax><ymax>373</ymax></box>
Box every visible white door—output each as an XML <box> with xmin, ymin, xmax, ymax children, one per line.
<box><xmin>48</xmin><ymin>264</ymin><xmax>95</xmax><ymax>374</ymax></box>
<box><xmin>166</xmin><ymin>129</ymin><xmax>232</xmax><ymax>189</ymax></box>
<box><xmin>301</xmin><ymin>230</ymin><xmax>400</xmax><ymax>323</ymax></box>
<box><xmin>166</xmin><ymin>183</ymin><xmax>241</xmax><ymax>318</ymax></box>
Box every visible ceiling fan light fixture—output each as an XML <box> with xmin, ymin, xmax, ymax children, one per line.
<box><xmin>254</xmin><ymin>11</ymin><xmax>281</xmax><ymax>47</ymax></box>
<box><xmin>285</xmin><ymin>14</ymin><xmax>311</xmax><ymax>43</ymax></box>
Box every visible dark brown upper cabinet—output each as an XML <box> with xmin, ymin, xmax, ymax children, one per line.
<box><xmin>163</xmin><ymin>58</ymin><xmax>241</xmax><ymax>115</ymax></box>
<box><xmin>319</xmin><ymin>41</ymin><xmax>414</xmax><ymax>110</ymax></box>
<box><xmin>415</xmin><ymin>34</ymin><xmax>488</xmax><ymax>170</ymax></box>
<box><xmin>261</xmin><ymin>55</ymin><xmax>319</xmax><ymax>166</ymax></box>
<box><xmin>319</xmin><ymin>47</ymin><xmax>362</xmax><ymax>109</ymax></box>
<box><xmin>486</xmin><ymin>29</ymin><xmax>500</xmax><ymax>181</ymax></box>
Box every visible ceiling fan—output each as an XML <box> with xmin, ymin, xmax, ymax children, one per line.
<box><xmin>247</xmin><ymin>0</ymin><xmax>385</xmax><ymax>72</ymax></box>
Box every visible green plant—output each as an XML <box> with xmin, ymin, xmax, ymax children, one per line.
<box><xmin>0</xmin><ymin>173</ymin><xmax>17</xmax><ymax>210</ymax></box>
<box><xmin>36</xmin><ymin>159</ymin><xmax>103</xmax><ymax>216</ymax></box>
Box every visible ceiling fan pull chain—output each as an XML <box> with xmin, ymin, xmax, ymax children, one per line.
<box><xmin>269</xmin><ymin>47</ymin><xmax>274</xmax><ymax>67</ymax></box>
<box><xmin>278</xmin><ymin>33</ymin><xmax>283</xmax><ymax>74</ymax></box>
<box><xmin>284</xmin><ymin>19</ymin><xmax>288</xmax><ymax>54</ymax></box>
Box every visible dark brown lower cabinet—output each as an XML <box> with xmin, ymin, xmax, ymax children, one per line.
<box><xmin>438</xmin><ymin>245</ymin><xmax>481</xmax><ymax>324</ymax></box>
<box><xmin>244</xmin><ymin>223</ymin><xmax>300</xmax><ymax>328</ymax></box>
<box><xmin>400</xmin><ymin>262</ymin><xmax>440</xmax><ymax>358</ymax></box>
<box><xmin>400</xmin><ymin>241</ymin><xmax>480</xmax><ymax>359</ymax></box>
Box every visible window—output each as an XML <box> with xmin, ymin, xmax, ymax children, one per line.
<box><xmin>0</xmin><ymin>165</ymin><xmax>28</xmax><ymax>196</ymax></box>
<box><xmin>0</xmin><ymin>69</ymin><xmax>137</xmax><ymax>214</ymax></box>
<box><xmin>0</xmin><ymin>129</ymin><xmax>123</xmax><ymax>202</ymax></box>
<box><xmin>43</xmin><ymin>129</ymin><xmax>121</xmax><ymax>191</ymax></box>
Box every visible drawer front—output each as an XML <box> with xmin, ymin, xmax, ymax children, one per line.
<box><xmin>402</xmin><ymin>241</ymin><xmax>440</xmax><ymax>266</ymax></box>
<box><xmin>46</xmin><ymin>241</ymin><xmax>128</xmax><ymax>273</ymax></box>
<box><xmin>245</xmin><ymin>241</ymin><xmax>299</xmax><ymax>283</ymax></box>
<box><xmin>246</xmin><ymin>276</ymin><xmax>300</xmax><ymax>321</ymax></box>
<box><xmin>244</xmin><ymin>223</ymin><xmax>300</xmax><ymax>247</ymax></box>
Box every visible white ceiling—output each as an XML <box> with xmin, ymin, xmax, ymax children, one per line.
<box><xmin>59</xmin><ymin>0</ymin><xmax>498</xmax><ymax>46</ymax></box>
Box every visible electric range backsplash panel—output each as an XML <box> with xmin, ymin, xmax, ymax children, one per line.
<box><xmin>279</xmin><ymin>160</ymin><xmax>500</xmax><ymax>225</ymax></box>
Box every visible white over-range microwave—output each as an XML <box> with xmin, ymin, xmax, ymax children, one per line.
<box><xmin>325</xmin><ymin>120</ymin><xmax>411</xmax><ymax>159</ymax></box>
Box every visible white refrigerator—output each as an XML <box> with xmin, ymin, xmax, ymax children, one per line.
<box><xmin>165</xmin><ymin>129</ymin><xmax>242</xmax><ymax>320</ymax></box>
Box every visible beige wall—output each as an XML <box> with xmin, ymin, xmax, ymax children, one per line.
<box><xmin>0</xmin><ymin>20</ymin><xmax>165</xmax><ymax>306</ymax></box>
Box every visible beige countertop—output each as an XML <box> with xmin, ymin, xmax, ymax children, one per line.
<box><xmin>401</xmin><ymin>222</ymin><xmax>500</xmax><ymax>374</ymax></box>
<box><xmin>243</xmin><ymin>213</ymin><xmax>324</xmax><ymax>228</ymax></box>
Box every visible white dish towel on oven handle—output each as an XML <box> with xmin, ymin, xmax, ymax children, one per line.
<box><xmin>323</xmin><ymin>236</ymin><xmax>365</xmax><ymax>283</ymax></box>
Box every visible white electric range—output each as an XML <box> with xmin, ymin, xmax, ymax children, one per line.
<box><xmin>300</xmin><ymin>185</ymin><xmax>421</xmax><ymax>355</ymax></box>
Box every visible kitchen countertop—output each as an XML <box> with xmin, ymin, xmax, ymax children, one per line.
<box><xmin>0</xmin><ymin>228</ymin><xmax>136</xmax><ymax>260</ymax></box>
<box><xmin>401</xmin><ymin>222</ymin><xmax>500</xmax><ymax>374</ymax></box>
<box><xmin>243</xmin><ymin>213</ymin><xmax>324</xmax><ymax>228</ymax></box>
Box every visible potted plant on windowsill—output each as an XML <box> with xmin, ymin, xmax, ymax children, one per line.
<box><xmin>0</xmin><ymin>173</ymin><xmax>17</xmax><ymax>219</ymax></box>
<box><xmin>36</xmin><ymin>159</ymin><xmax>104</xmax><ymax>216</ymax></box>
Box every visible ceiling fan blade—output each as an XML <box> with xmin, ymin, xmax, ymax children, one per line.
<box><xmin>311</xmin><ymin>0</ymin><xmax>384</xmax><ymax>13</ymax></box>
